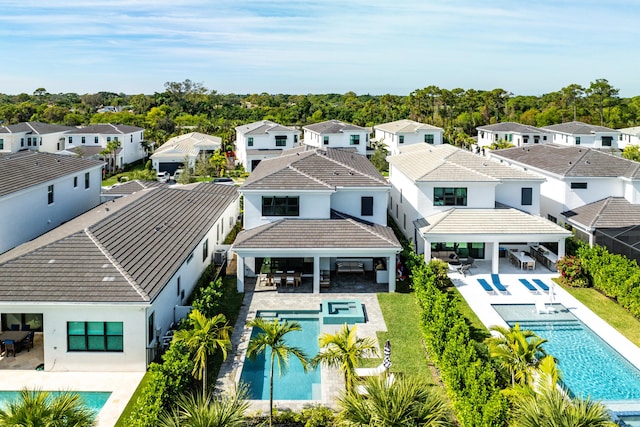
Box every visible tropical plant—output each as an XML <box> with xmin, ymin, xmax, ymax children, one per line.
<box><xmin>338</xmin><ymin>375</ymin><xmax>452</xmax><ymax>427</ymax></box>
<box><xmin>157</xmin><ymin>387</ymin><xmax>248</xmax><ymax>427</ymax></box>
<box><xmin>246</xmin><ymin>317</ymin><xmax>309</xmax><ymax>427</ymax></box>
<box><xmin>172</xmin><ymin>309</ymin><xmax>232</xmax><ymax>395</ymax></box>
<box><xmin>0</xmin><ymin>389</ymin><xmax>96</xmax><ymax>427</ymax></box>
<box><xmin>486</xmin><ymin>324</ymin><xmax>549</xmax><ymax>387</ymax></box>
<box><xmin>311</xmin><ymin>323</ymin><xmax>378</xmax><ymax>393</ymax></box>
<box><xmin>556</xmin><ymin>255</ymin><xmax>589</xmax><ymax>287</ymax></box>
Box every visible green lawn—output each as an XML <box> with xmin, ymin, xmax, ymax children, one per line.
<box><xmin>113</xmin><ymin>372</ymin><xmax>153</xmax><ymax>427</ymax></box>
<box><xmin>450</xmin><ymin>286</ymin><xmax>490</xmax><ymax>341</ymax></box>
<box><xmin>101</xmin><ymin>163</ymin><xmax>147</xmax><ymax>186</ymax></box>
<box><xmin>558</xmin><ymin>281</ymin><xmax>640</xmax><ymax>347</ymax></box>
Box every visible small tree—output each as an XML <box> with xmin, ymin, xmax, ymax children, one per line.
<box><xmin>209</xmin><ymin>150</ymin><xmax>228</xmax><ymax>178</ymax></box>
<box><xmin>0</xmin><ymin>389</ymin><xmax>96</xmax><ymax>426</ymax></box>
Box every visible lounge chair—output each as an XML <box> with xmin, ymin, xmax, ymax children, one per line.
<box><xmin>355</xmin><ymin>363</ymin><xmax>388</xmax><ymax>378</ymax></box>
<box><xmin>456</xmin><ymin>263</ymin><xmax>471</xmax><ymax>277</ymax></box>
<box><xmin>477</xmin><ymin>278</ymin><xmax>496</xmax><ymax>294</ymax></box>
<box><xmin>491</xmin><ymin>274</ymin><xmax>509</xmax><ymax>294</ymax></box>
<box><xmin>536</xmin><ymin>300</ymin><xmax>554</xmax><ymax>314</ymax></box>
<box><xmin>532</xmin><ymin>279</ymin><xmax>550</xmax><ymax>292</ymax></box>
<box><xmin>518</xmin><ymin>278</ymin><xmax>539</xmax><ymax>294</ymax></box>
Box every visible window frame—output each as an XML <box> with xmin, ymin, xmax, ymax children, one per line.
<box><xmin>84</xmin><ymin>172</ymin><xmax>90</xmax><ymax>189</ymax></box>
<box><xmin>202</xmin><ymin>239</ymin><xmax>209</xmax><ymax>262</ymax></box>
<box><xmin>248</xmin><ymin>137</ymin><xmax>253</xmax><ymax>147</ymax></box>
<box><xmin>349</xmin><ymin>135</ymin><xmax>360</xmax><ymax>145</ymax></box>
<box><xmin>361</xmin><ymin>196</ymin><xmax>374</xmax><ymax>216</ymax></box>
<box><xmin>424</xmin><ymin>134</ymin><xmax>434</xmax><ymax>144</ymax></box>
<box><xmin>433</xmin><ymin>187</ymin><xmax>467</xmax><ymax>206</ymax></box>
<box><xmin>323</xmin><ymin>136</ymin><xmax>329</xmax><ymax>145</ymax></box>
<box><xmin>570</xmin><ymin>182</ymin><xmax>588</xmax><ymax>189</ymax></box>
<box><xmin>67</xmin><ymin>321</ymin><xmax>124</xmax><ymax>352</ymax></box>
<box><xmin>47</xmin><ymin>185</ymin><xmax>54</xmax><ymax>205</ymax></box>
<box><xmin>275</xmin><ymin>135</ymin><xmax>287</xmax><ymax>147</ymax></box>
<box><xmin>262</xmin><ymin>196</ymin><xmax>300</xmax><ymax>217</ymax></box>
<box><xmin>521</xmin><ymin>187</ymin><xmax>533</xmax><ymax>206</ymax></box>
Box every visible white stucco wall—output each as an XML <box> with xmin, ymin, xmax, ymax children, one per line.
<box><xmin>303</xmin><ymin>130</ymin><xmax>369</xmax><ymax>156</ymax></box>
<box><xmin>330</xmin><ymin>188</ymin><xmax>388</xmax><ymax>225</ymax></box>
<box><xmin>495</xmin><ymin>181</ymin><xmax>541</xmax><ymax>215</ymax></box>
<box><xmin>243</xmin><ymin>191</ymin><xmax>332</xmax><ymax>230</ymax></box>
<box><xmin>374</xmin><ymin>129</ymin><xmax>443</xmax><ymax>155</ymax></box>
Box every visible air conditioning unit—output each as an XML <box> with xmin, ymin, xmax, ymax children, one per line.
<box><xmin>214</xmin><ymin>249</ymin><xmax>227</xmax><ymax>265</ymax></box>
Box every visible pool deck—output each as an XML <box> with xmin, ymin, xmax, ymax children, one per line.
<box><xmin>215</xmin><ymin>278</ymin><xmax>388</xmax><ymax>413</ymax></box>
<box><xmin>453</xmin><ymin>259</ymin><xmax>640</xmax><ymax>411</ymax></box>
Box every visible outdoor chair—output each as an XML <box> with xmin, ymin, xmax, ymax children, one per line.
<box><xmin>3</xmin><ymin>339</ymin><xmax>16</xmax><ymax>357</ymax></box>
<box><xmin>10</xmin><ymin>324</ymin><xmax>19</xmax><ymax>331</ymax></box>
<box><xmin>456</xmin><ymin>263</ymin><xmax>471</xmax><ymax>277</ymax></box>
<box><xmin>285</xmin><ymin>275</ymin><xmax>295</xmax><ymax>287</ymax></box>
<box><xmin>22</xmin><ymin>331</ymin><xmax>34</xmax><ymax>351</ymax></box>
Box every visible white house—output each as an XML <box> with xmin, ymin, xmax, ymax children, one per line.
<box><xmin>232</xmin><ymin>146</ymin><xmax>401</xmax><ymax>293</ymax></box>
<box><xmin>0</xmin><ymin>151</ymin><xmax>104</xmax><ymax>255</ymax></box>
<box><xmin>0</xmin><ymin>122</ymin><xmax>73</xmax><ymax>154</ymax></box>
<box><xmin>235</xmin><ymin>120</ymin><xmax>301</xmax><ymax>172</ymax></box>
<box><xmin>151</xmin><ymin>132</ymin><xmax>222</xmax><ymax>175</ymax></box>
<box><xmin>618</xmin><ymin>126</ymin><xmax>640</xmax><ymax>150</ymax></box>
<box><xmin>373</xmin><ymin>119</ymin><xmax>444</xmax><ymax>154</ymax></box>
<box><xmin>476</xmin><ymin>122</ymin><xmax>552</xmax><ymax>148</ymax></box>
<box><xmin>387</xmin><ymin>144</ymin><xmax>570</xmax><ymax>273</ymax></box>
<box><xmin>0</xmin><ymin>183</ymin><xmax>240</xmax><ymax>372</ymax></box>
<box><xmin>302</xmin><ymin>120</ymin><xmax>370</xmax><ymax>156</ymax></box>
<box><xmin>542</xmin><ymin>121</ymin><xmax>621</xmax><ymax>149</ymax></box>
<box><xmin>64</xmin><ymin>124</ymin><xmax>146</xmax><ymax>168</ymax></box>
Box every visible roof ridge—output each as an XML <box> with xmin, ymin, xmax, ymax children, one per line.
<box><xmin>84</xmin><ymin>228</ymin><xmax>150</xmax><ymax>301</ymax></box>
<box><xmin>288</xmin><ymin>163</ymin><xmax>334</xmax><ymax>188</ymax></box>
<box><xmin>331</xmin><ymin>211</ymin><xmax>397</xmax><ymax>245</ymax></box>
<box><xmin>321</xmin><ymin>150</ymin><xmax>387</xmax><ymax>184</ymax></box>
<box><xmin>591</xmin><ymin>196</ymin><xmax>614</xmax><ymax>228</ymax></box>
<box><xmin>565</xmin><ymin>147</ymin><xmax>591</xmax><ymax>174</ymax></box>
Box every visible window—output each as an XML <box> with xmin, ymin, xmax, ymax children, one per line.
<box><xmin>94</xmin><ymin>136</ymin><xmax>99</xmax><ymax>144</ymax></box>
<box><xmin>81</xmin><ymin>136</ymin><xmax>85</xmax><ymax>144</ymax></box>
<box><xmin>187</xmin><ymin>252</ymin><xmax>194</xmax><ymax>264</ymax></box>
<box><xmin>68</xmin><ymin>321</ymin><xmax>123</xmax><ymax>352</ymax></box>
<box><xmin>350</xmin><ymin>135</ymin><xmax>360</xmax><ymax>145</ymax></box>
<box><xmin>248</xmin><ymin>137</ymin><xmax>253</xmax><ymax>147</ymax></box>
<box><xmin>262</xmin><ymin>196</ymin><xmax>300</xmax><ymax>216</ymax></box>
<box><xmin>203</xmin><ymin>239</ymin><xmax>209</xmax><ymax>262</ymax></box>
<box><xmin>84</xmin><ymin>172</ymin><xmax>90</xmax><ymax>189</ymax></box>
<box><xmin>69</xmin><ymin>136</ymin><xmax>73</xmax><ymax>144</ymax></box>
<box><xmin>107</xmin><ymin>137</ymin><xmax>111</xmax><ymax>142</ymax></box>
<box><xmin>130</xmin><ymin>135</ymin><xmax>133</xmax><ymax>142</ymax></box>
<box><xmin>508</xmin><ymin>134</ymin><xmax>513</xmax><ymax>142</ymax></box>
<box><xmin>521</xmin><ymin>187</ymin><xmax>532</xmax><ymax>206</ymax></box>
<box><xmin>57</xmin><ymin>142</ymin><xmax>61</xmax><ymax>150</ymax></box>
<box><xmin>0</xmin><ymin>139</ymin><xmax>3</xmax><ymax>149</ymax></box>
<box><xmin>27</xmin><ymin>137</ymin><xmax>32</xmax><ymax>146</ymax></box>
<box><xmin>424</xmin><ymin>134</ymin><xmax>434</xmax><ymax>144</ymax></box>
<box><xmin>177</xmin><ymin>277</ymin><xmax>181</xmax><ymax>297</ymax></box>
<box><xmin>400</xmin><ymin>189</ymin><xmax>403</xmax><ymax>203</ymax></box>
<box><xmin>534</xmin><ymin>136</ymin><xmax>540</xmax><ymax>144</ymax></box>
<box><xmin>543</xmin><ymin>136</ymin><xmax>547</xmax><ymax>141</ymax></box>
<box><xmin>602</xmin><ymin>136</ymin><xmax>613</xmax><ymax>147</ymax></box>
<box><xmin>21</xmin><ymin>138</ymin><xmax>24</xmax><ymax>147</ymax></box>
<box><xmin>294</xmin><ymin>135</ymin><xmax>298</xmax><ymax>143</ymax></box>
<box><xmin>275</xmin><ymin>136</ymin><xmax>287</xmax><ymax>147</ymax></box>
<box><xmin>571</xmin><ymin>182</ymin><xmax>588</xmax><ymax>189</ymax></box>
<box><xmin>47</xmin><ymin>185</ymin><xmax>54</xmax><ymax>204</ymax></box>
<box><xmin>575</xmin><ymin>136</ymin><xmax>581</xmax><ymax>145</ymax></box>
<box><xmin>148</xmin><ymin>312</ymin><xmax>154</xmax><ymax>345</ymax></box>
<box><xmin>395</xmin><ymin>204</ymin><xmax>398</xmax><ymax>218</ymax></box>
<box><xmin>547</xmin><ymin>214</ymin><xmax>557</xmax><ymax>223</ymax></box>
<box><xmin>433</xmin><ymin>187</ymin><xmax>467</xmax><ymax>206</ymax></box>
<box><xmin>523</xmin><ymin>136</ymin><xmax>529</xmax><ymax>144</ymax></box>
<box><xmin>323</xmin><ymin>136</ymin><xmax>329</xmax><ymax>145</ymax></box>
<box><xmin>399</xmin><ymin>135</ymin><xmax>404</xmax><ymax>144</ymax></box>
<box><xmin>403</xmin><ymin>213</ymin><xmax>406</xmax><ymax>229</ymax></box>
<box><xmin>74</xmin><ymin>176</ymin><xmax>78</xmax><ymax>188</ymax></box>
<box><xmin>361</xmin><ymin>196</ymin><xmax>373</xmax><ymax>216</ymax></box>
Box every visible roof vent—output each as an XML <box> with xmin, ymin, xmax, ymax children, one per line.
<box><xmin>48</xmin><ymin>259</ymin><xmax>55</xmax><ymax>264</ymax></box>
<box><xmin>333</xmin><ymin>171</ymin><xmax>339</xmax><ymax>175</ymax></box>
<box><xmin>102</xmin><ymin>276</ymin><xmax>116</xmax><ymax>282</ymax></box>
<box><xmin>586</xmin><ymin>160</ymin><xmax>591</xmax><ymax>164</ymax></box>
<box><xmin>349</xmin><ymin>171</ymin><xmax>355</xmax><ymax>175</ymax></box>
<box><xmin>568</xmin><ymin>161</ymin><xmax>572</xmax><ymax>164</ymax></box>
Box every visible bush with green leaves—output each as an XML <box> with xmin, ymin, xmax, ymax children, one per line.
<box><xmin>556</xmin><ymin>255</ymin><xmax>589</xmax><ymax>287</ymax></box>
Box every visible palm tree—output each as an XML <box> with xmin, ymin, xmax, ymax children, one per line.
<box><xmin>338</xmin><ymin>375</ymin><xmax>452</xmax><ymax>427</ymax></box>
<box><xmin>311</xmin><ymin>323</ymin><xmax>378</xmax><ymax>393</ymax></box>
<box><xmin>246</xmin><ymin>317</ymin><xmax>308</xmax><ymax>427</ymax></box>
<box><xmin>158</xmin><ymin>387</ymin><xmax>248</xmax><ymax>427</ymax></box>
<box><xmin>486</xmin><ymin>324</ymin><xmax>548</xmax><ymax>386</ymax></box>
<box><xmin>172</xmin><ymin>309</ymin><xmax>232</xmax><ymax>395</ymax></box>
<box><xmin>0</xmin><ymin>389</ymin><xmax>96</xmax><ymax>426</ymax></box>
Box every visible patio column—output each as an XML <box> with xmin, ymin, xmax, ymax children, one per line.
<box><xmin>558</xmin><ymin>238</ymin><xmax>566</xmax><ymax>259</ymax></box>
<box><xmin>491</xmin><ymin>242</ymin><xmax>499</xmax><ymax>274</ymax></box>
<box><xmin>236</xmin><ymin>255</ymin><xmax>245</xmax><ymax>293</ymax></box>
<box><xmin>313</xmin><ymin>255</ymin><xmax>320</xmax><ymax>294</ymax></box>
<box><xmin>423</xmin><ymin>242</ymin><xmax>432</xmax><ymax>264</ymax></box>
<box><xmin>388</xmin><ymin>255</ymin><xmax>396</xmax><ymax>293</ymax></box>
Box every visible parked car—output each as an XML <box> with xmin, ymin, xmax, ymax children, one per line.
<box><xmin>173</xmin><ymin>169</ymin><xmax>184</xmax><ymax>181</ymax></box>
<box><xmin>212</xmin><ymin>177</ymin><xmax>234</xmax><ymax>185</ymax></box>
<box><xmin>157</xmin><ymin>171</ymin><xmax>170</xmax><ymax>183</ymax></box>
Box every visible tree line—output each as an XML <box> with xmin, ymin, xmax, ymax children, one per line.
<box><xmin>1</xmin><ymin>78</ymin><xmax>638</xmax><ymax>147</ymax></box>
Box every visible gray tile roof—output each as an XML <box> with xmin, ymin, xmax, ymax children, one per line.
<box><xmin>0</xmin><ymin>121</ymin><xmax>73</xmax><ymax>135</ymax></box>
<box><xmin>246</xmin><ymin>149</ymin><xmax>284</xmax><ymax>155</ymax></box>
<box><xmin>303</xmin><ymin>119</ymin><xmax>368</xmax><ymax>134</ymax></box>
<box><xmin>242</xmin><ymin>147</ymin><xmax>388</xmax><ymax>190</ymax></box>
<box><xmin>0</xmin><ymin>151</ymin><xmax>104</xmax><ymax>198</ymax></box>
<box><xmin>0</xmin><ymin>184</ymin><xmax>239</xmax><ymax>303</ymax></box>
<box><xmin>562</xmin><ymin>197</ymin><xmax>640</xmax><ymax>229</ymax></box>
<box><xmin>235</xmin><ymin>120</ymin><xmax>298</xmax><ymax>135</ymax></box>
<box><xmin>542</xmin><ymin>121</ymin><xmax>617</xmax><ymax>134</ymax></box>
<box><xmin>387</xmin><ymin>144</ymin><xmax>542</xmax><ymax>182</ymax></box>
<box><xmin>66</xmin><ymin>123</ymin><xmax>144</xmax><ymax>134</ymax></box>
<box><xmin>101</xmin><ymin>180</ymin><xmax>163</xmax><ymax>195</ymax></box>
<box><xmin>477</xmin><ymin>122</ymin><xmax>551</xmax><ymax>134</ymax></box>
<box><xmin>491</xmin><ymin>144</ymin><xmax>640</xmax><ymax>178</ymax></box>
<box><xmin>374</xmin><ymin>119</ymin><xmax>443</xmax><ymax>133</ymax></box>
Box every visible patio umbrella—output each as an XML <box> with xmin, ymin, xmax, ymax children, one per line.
<box><xmin>383</xmin><ymin>340</ymin><xmax>392</xmax><ymax>370</ymax></box>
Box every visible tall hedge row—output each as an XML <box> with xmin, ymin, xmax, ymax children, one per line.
<box><xmin>408</xmin><ymin>253</ymin><xmax>509</xmax><ymax>426</ymax></box>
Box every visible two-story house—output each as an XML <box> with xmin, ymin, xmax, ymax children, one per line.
<box><xmin>0</xmin><ymin>122</ymin><xmax>73</xmax><ymax>154</ymax></box>
<box><xmin>235</xmin><ymin>120</ymin><xmax>301</xmax><ymax>172</ymax></box>
<box><xmin>618</xmin><ymin>126</ymin><xmax>640</xmax><ymax>150</ymax></box>
<box><xmin>542</xmin><ymin>121</ymin><xmax>621</xmax><ymax>149</ymax></box>
<box><xmin>372</xmin><ymin>119</ymin><xmax>444</xmax><ymax>155</ymax></box>
<box><xmin>65</xmin><ymin>124</ymin><xmax>146</xmax><ymax>169</ymax></box>
<box><xmin>232</xmin><ymin>146</ymin><xmax>401</xmax><ymax>293</ymax></box>
<box><xmin>387</xmin><ymin>144</ymin><xmax>570</xmax><ymax>273</ymax></box>
<box><xmin>151</xmin><ymin>132</ymin><xmax>222</xmax><ymax>175</ymax></box>
<box><xmin>490</xmin><ymin>144</ymin><xmax>640</xmax><ymax>262</ymax></box>
<box><xmin>0</xmin><ymin>183</ymin><xmax>240</xmax><ymax>372</ymax></box>
<box><xmin>302</xmin><ymin>120</ymin><xmax>370</xmax><ymax>157</ymax></box>
<box><xmin>0</xmin><ymin>151</ymin><xmax>104</xmax><ymax>254</ymax></box>
<box><xmin>476</xmin><ymin>122</ymin><xmax>552</xmax><ymax>148</ymax></box>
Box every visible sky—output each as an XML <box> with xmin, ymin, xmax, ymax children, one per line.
<box><xmin>1</xmin><ymin>0</ymin><xmax>639</xmax><ymax>97</ymax></box>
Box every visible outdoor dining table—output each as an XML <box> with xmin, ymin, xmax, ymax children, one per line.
<box><xmin>509</xmin><ymin>251</ymin><xmax>536</xmax><ymax>270</ymax></box>
<box><xmin>0</xmin><ymin>330</ymin><xmax>29</xmax><ymax>343</ymax></box>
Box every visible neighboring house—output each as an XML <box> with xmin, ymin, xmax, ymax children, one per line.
<box><xmin>0</xmin><ymin>122</ymin><xmax>73</xmax><ymax>154</ymax></box>
<box><xmin>373</xmin><ymin>119</ymin><xmax>444</xmax><ymax>154</ymax></box>
<box><xmin>490</xmin><ymin>144</ymin><xmax>640</xmax><ymax>261</ymax></box>
<box><xmin>232</xmin><ymin>146</ymin><xmax>401</xmax><ymax>293</ymax></box>
<box><xmin>0</xmin><ymin>151</ymin><xmax>103</xmax><ymax>254</ymax></box>
<box><xmin>151</xmin><ymin>132</ymin><xmax>222</xmax><ymax>175</ymax></box>
<box><xmin>0</xmin><ymin>183</ymin><xmax>240</xmax><ymax>372</ymax></box>
<box><xmin>100</xmin><ymin>179</ymin><xmax>164</xmax><ymax>202</ymax></box>
<box><xmin>542</xmin><ymin>121</ymin><xmax>621</xmax><ymax>149</ymax></box>
<box><xmin>476</xmin><ymin>122</ymin><xmax>552</xmax><ymax>148</ymax></box>
<box><xmin>235</xmin><ymin>120</ymin><xmax>301</xmax><ymax>172</ymax></box>
<box><xmin>302</xmin><ymin>120</ymin><xmax>370</xmax><ymax>157</ymax></box>
<box><xmin>65</xmin><ymin>124</ymin><xmax>146</xmax><ymax>169</ymax></box>
<box><xmin>387</xmin><ymin>144</ymin><xmax>570</xmax><ymax>273</ymax></box>
<box><xmin>618</xmin><ymin>126</ymin><xmax>640</xmax><ymax>150</ymax></box>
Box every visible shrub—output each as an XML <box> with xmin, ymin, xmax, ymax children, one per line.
<box><xmin>556</xmin><ymin>255</ymin><xmax>589</xmax><ymax>287</ymax></box>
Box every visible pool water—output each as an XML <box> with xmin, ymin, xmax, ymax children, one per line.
<box><xmin>0</xmin><ymin>390</ymin><xmax>111</xmax><ymax>414</ymax></box>
<box><xmin>493</xmin><ymin>304</ymin><xmax>640</xmax><ymax>401</ymax></box>
<box><xmin>240</xmin><ymin>311</ymin><xmax>321</xmax><ymax>400</ymax></box>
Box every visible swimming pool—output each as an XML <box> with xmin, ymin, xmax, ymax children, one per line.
<box><xmin>493</xmin><ymin>304</ymin><xmax>640</xmax><ymax>401</ymax></box>
<box><xmin>0</xmin><ymin>390</ymin><xmax>111</xmax><ymax>414</ymax></box>
<box><xmin>240</xmin><ymin>310</ymin><xmax>321</xmax><ymax>400</ymax></box>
